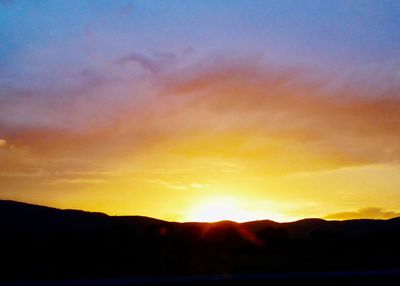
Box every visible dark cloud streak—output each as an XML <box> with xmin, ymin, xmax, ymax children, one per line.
<box><xmin>325</xmin><ymin>207</ymin><xmax>400</xmax><ymax>220</ymax></box>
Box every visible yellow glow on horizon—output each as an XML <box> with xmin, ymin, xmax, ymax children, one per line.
<box><xmin>2</xmin><ymin>130</ymin><xmax>400</xmax><ymax>222</ymax></box>
<box><xmin>185</xmin><ymin>196</ymin><xmax>293</xmax><ymax>223</ymax></box>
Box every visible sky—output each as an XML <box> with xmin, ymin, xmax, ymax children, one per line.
<box><xmin>1</xmin><ymin>0</ymin><xmax>400</xmax><ymax>222</ymax></box>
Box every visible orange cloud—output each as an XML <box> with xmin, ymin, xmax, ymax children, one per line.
<box><xmin>1</xmin><ymin>53</ymin><xmax>400</xmax><ymax>179</ymax></box>
<box><xmin>159</xmin><ymin>55</ymin><xmax>400</xmax><ymax>172</ymax></box>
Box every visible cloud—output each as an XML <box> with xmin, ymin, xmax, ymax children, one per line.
<box><xmin>324</xmin><ymin>207</ymin><xmax>400</xmax><ymax>220</ymax></box>
<box><xmin>115</xmin><ymin>53</ymin><xmax>161</xmax><ymax>73</ymax></box>
<box><xmin>1</xmin><ymin>51</ymin><xmax>400</xmax><ymax>177</ymax></box>
<box><xmin>0</xmin><ymin>139</ymin><xmax>6</xmax><ymax>147</ymax></box>
<box><xmin>45</xmin><ymin>178</ymin><xmax>106</xmax><ymax>185</ymax></box>
<box><xmin>158</xmin><ymin>54</ymin><xmax>400</xmax><ymax>172</ymax></box>
<box><xmin>190</xmin><ymin>183</ymin><xmax>207</xmax><ymax>189</ymax></box>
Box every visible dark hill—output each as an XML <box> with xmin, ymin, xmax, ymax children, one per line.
<box><xmin>0</xmin><ymin>200</ymin><xmax>166</xmax><ymax>232</ymax></box>
<box><xmin>1</xmin><ymin>199</ymin><xmax>400</xmax><ymax>281</ymax></box>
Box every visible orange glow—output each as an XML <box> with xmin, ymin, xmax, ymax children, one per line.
<box><xmin>1</xmin><ymin>55</ymin><xmax>400</xmax><ymax>222</ymax></box>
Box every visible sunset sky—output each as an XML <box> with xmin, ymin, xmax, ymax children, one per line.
<box><xmin>1</xmin><ymin>0</ymin><xmax>400</xmax><ymax>222</ymax></box>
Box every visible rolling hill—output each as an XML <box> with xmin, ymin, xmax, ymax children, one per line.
<box><xmin>1</xmin><ymin>199</ymin><xmax>400</xmax><ymax>281</ymax></box>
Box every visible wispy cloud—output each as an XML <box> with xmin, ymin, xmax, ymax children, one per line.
<box><xmin>45</xmin><ymin>178</ymin><xmax>106</xmax><ymax>185</ymax></box>
<box><xmin>115</xmin><ymin>52</ymin><xmax>166</xmax><ymax>74</ymax></box>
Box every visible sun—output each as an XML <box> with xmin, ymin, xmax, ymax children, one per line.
<box><xmin>186</xmin><ymin>196</ymin><xmax>260</xmax><ymax>222</ymax></box>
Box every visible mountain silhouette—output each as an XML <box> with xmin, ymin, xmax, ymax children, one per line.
<box><xmin>1</xmin><ymin>199</ymin><xmax>400</xmax><ymax>283</ymax></box>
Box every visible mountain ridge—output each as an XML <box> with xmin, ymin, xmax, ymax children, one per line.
<box><xmin>3</xmin><ymin>199</ymin><xmax>398</xmax><ymax>224</ymax></box>
<box><xmin>2</xmin><ymin>199</ymin><xmax>400</xmax><ymax>280</ymax></box>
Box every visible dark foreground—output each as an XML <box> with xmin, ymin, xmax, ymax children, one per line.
<box><xmin>4</xmin><ymin>271</ymin><xmax>400</xmax><ymax>286</ymax></box>
<box><xmin>1</xmin><ymin>200</ymin><xmax>400</xmax><ymax>283</ymax></box>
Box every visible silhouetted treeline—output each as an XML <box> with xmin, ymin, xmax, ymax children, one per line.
<box><xmin>1</xmin><ymin>200</ymin><xmax>400</xmax><ymax>281</ymax></box>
